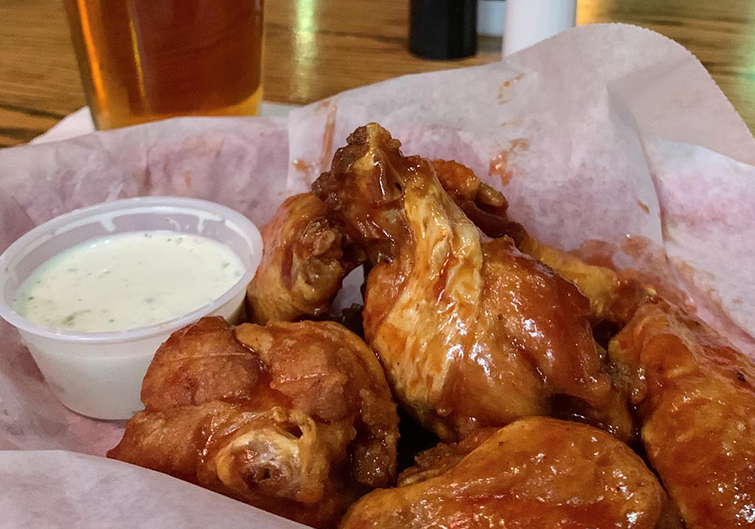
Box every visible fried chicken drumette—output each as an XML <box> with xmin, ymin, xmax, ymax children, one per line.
<box><xmin>247</xmin><ymin>193</ymin><xmax>363</xmax><ymax>324</ymax></box>
<box><xmin>341</xmin><ymin>417</ymin><xmax>675</xmax><ymax>529</ymax></box>
<box><xmin>609</xmin><ymin>300</ymin><xmax>755</xmax><ymax>528</ymax></box>
<box><xmin>109</xmin><ymin>317</ymin><xmax>399</xmax><ymax>528</ymax></box>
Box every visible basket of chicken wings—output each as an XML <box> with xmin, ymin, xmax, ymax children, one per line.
<box><xmin>107</xmin><ymin>123</ymin><xmax>754</xmax><ymax>529</ymax></box>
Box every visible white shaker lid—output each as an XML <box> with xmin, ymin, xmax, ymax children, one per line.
<box><xmin>503</xmin><ymin>0</ymin><xmax>577</xmax><ymax>56</ymax></box>
<box><xmin>478</xmin><ymin>0</ymin><xmax>506</xmax><ymax>37</ymax></box>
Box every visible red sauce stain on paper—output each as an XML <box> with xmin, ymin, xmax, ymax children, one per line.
<box><xmin>292</xmin><ymin>101</ymin><xmax>338</xmax><ymax>186</ymax></box>
<box><xmin>570</xmin><ymin>235</ymin><xmax>755</xmax><ymax>353</ymax></box>
<box><xmin>569</xmin><ymin>239</ymin><xmax>618</xmax><ymax>270</ymax></box>
<box><xmin>489</xmin><ymin>153</ymin><xmax>513</xmax><ymax>185</ymax></box>
<box><xmin>620</xmin><ymin>235</ymin><xmax>659</xmax><ymax>261</ymax></box>
<box><xmin>489</xmin><ymin>138</ymin><xmax>529</xmax><ymax>186</ymax></box>
<box><xmin>142</xmin><ymin>165</ymin><xmax>153</xmax><ymax>192</ymax></box>
<box><xmin>570</xmin><ymin>235</ymin><xmax>693</xmax><ymax>312</ymax></box>
<box><xmin>292</xmin><ymin>158</ymin><xmax>314</xmax><ymax>188</ymax></box>
<box><xmin>669</xmin><ymin>256</ymin><xmax>755</xmax><ymax>352</ymax></box>
<box><xmin>619</xmin><ymin>236</ymin><xmax>693</xmax><ymax>311</ymax></box>
<box><xmin>293</xmin><ymin>159</ymin><xmax>311</xmax><ymax>174</ymax></box>
<box><xmin>318</xmin><ymin>102</ymin><xmax>338</xmax><ymax>171</ymax></box>
<box><xmin>498</xmin><ymin>73</ymin><xmax>525</xmax><ymax>104</ymax></box>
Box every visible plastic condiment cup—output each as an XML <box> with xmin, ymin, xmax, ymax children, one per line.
<box><xmin>0</xmin><ymin>196</ymin><xmax>262</xmax><ymax>421</ymax></box>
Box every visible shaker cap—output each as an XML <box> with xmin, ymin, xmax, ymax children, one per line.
<box><xmin>409</xmin><ymin>0</ymin><xmax>478</xmax><ymax>60</ymax></box>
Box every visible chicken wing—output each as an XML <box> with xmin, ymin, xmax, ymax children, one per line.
<box><xmin>313</xmin><ymin>123</ymin><xmax>632</xmax><ymax>442</ymax></box>
<box><xmin>340</xmin><ymin>417</ymin><xmax>669</xmax><ymax>529</ymax></box>
<box><xmin>432</xmin><ymin>159</ymin><xmax>650</xmax><ymax>326</ymax></box>
<box><xmin>245</xmin><ymin>161</ymin><xmax>523</xmax><ymax>326</ymax></box>
<box><xmin>247</xmin><ymin>193</ymin><xmax>363</xmax><ymax>324</ymax></box>
<box><xmin>519</xmin><ymin>234</ymin><xmax>652</xmax><ymax>325</ymax></box>
<box><xmin>431</xmin><ymin>159</ymin><xmax>650</xmax><ymax>325</ymax></box>
<box><xmin>109</xmin><ymin>317</ymin><xmax>399</xmax><ymax>528</ymax></box>
<box><xmin>609</xmin><ymin>300</ymin><xmax>755</xmax><ymax>528</ymax></box>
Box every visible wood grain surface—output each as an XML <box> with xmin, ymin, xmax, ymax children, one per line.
<box><xmin>0</xmin><ymin>0</ymin><xmax>753</xmax><ymax>146</ymax></box>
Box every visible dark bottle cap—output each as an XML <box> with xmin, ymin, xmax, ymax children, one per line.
<box><xmin>409</xmin><ymin>0</ymin><xmax>478</xmax><ymax>60</ymax></box>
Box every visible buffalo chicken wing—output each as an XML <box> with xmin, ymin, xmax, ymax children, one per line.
<box><xmin>313</xmin><ymin>123</ymin><xmax>631</xmax><ymax>442</ymax></box>
<box><xmin>247</xmin><ymin>193</ymin><xmax>363</xmax><ymax>324</ymax></box>
<box><xmin>340</xmin><ymin>417</ymin><xmax>670</xmax><ymax>529</ymax></box>
<box><xmin>609</xmin><ymin>300</ymin><xmax>755</xmax><ymax>528</ymax></box>
<box><xmin>109</xmin><ymin>317</ymin><xmax>399</xmax><ymax>528</ymax></box>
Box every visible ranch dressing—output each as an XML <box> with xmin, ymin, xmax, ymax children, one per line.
<box><xmin>13</xmin><ymin>231</ymin><xmax>245</xmax><ymax>332</ymax></box>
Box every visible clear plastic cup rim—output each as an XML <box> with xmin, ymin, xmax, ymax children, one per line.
<box><xmin>0</xmin><ymin>196</ymin><xmax>261</xmax><ymax>345</ymax></box>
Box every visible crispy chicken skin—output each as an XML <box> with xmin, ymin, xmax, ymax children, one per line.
<box><xmin>247</xmin><ymin>193</ymin><xmax>363</xmax><ymax>324</ymax></box>
<box><xmin>313</xmin><ymin>123</ymin><xmax>631</xmax><ymax>442</ymax></box>
<box><xmin>609</xmin><ymin>300</ymin><xmax>755</xmax><ymax>528</ymax></box>
<box><xmin>108</xmin><ymin>317</ymin><xmax>399</xmax><ymax>528</ymax></box>
<box><xmin>340</xmin><ymin>417</ymin><xmax>668</xmax><ymax>529</ymax></box>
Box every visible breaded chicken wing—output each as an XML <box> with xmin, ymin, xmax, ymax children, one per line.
<box><xmin>109</xmin><ymin>317</ymin><xmax>398</xmax><ymax>528</ymax></box>
<box><xmin>313</xmin><ymin>123</ymin><xmax>631</xmax><ymax>442</ymax></box>
<box><xmin>247</xmin><ymin>193</ymin><xmax>363</xmax><ymax>324</ymax></box>
<box><xmin>340</xmin><ymin>417</ymin><xmax>670</xmax><ymax>529</ymax></box>
<box><xmin>609</xmin><ymin>300</ymin><xmax>755</xmax><ymax>528</ymax></box>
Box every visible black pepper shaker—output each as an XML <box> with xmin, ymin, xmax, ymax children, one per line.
<box><xmin>409</xmin><ymin>0</ymin><xmax>478</xmax><ymax>60</ymax></box>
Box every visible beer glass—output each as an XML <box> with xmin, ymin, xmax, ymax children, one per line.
<box><xmin>63</xmin><ymin>0</ymin><xmax>264</xmax><ymax>129</ymax></box>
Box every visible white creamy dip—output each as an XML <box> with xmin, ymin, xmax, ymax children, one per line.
<box><xmin>13</xmin><ymin>231</ymin><xmax>245</xmax><ymax>332</ymax></box>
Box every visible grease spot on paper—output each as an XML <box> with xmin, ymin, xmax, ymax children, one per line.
<box><xmin>499</xmin><ymin>73</ymin><xmax>525</xmax><ymax>104</ymax></box>
<box><xmin>489</xmin><ymin>138</ymin><xmax>529</xmax><ymax>186</ymax></box>
<box><xmin>291</xmin><ymin>101</ymin><xmax>338</xmax><ymax>187</ymax></box>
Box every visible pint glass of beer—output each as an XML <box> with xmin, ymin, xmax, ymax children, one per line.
<box><xmin>63</xmin><ymin>0</ymin><xmax>264</xmax><ymax>129</ymax></box>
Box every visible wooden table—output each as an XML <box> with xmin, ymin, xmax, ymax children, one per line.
<box><xmin>0</xmin><ymin>0</ymin><xmax>753</xmax><ymax>147</ymax></box>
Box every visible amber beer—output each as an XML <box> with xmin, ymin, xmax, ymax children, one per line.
<box><xmin>63</xmin><ymin>0</ymin><xmax>264</xmax><ymax>129</ymax></box>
